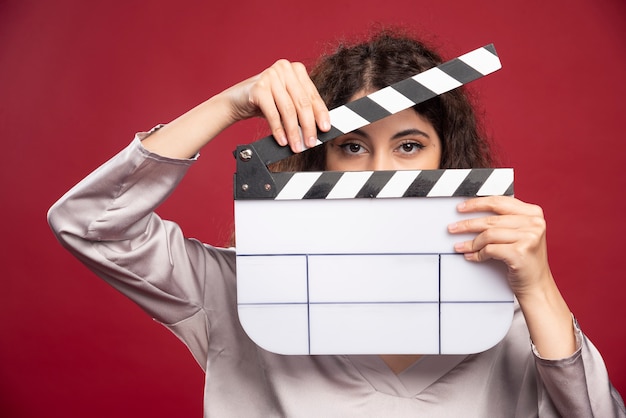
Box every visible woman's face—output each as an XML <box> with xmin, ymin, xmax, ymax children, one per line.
<box><xmin>325</xmin><ymin>107</ymin><xmax>442</xmax><ymax>172</ymax></box>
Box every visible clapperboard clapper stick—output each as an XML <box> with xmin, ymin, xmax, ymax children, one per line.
<box><xmin>234</xmin><ymin>44</ymin><xmax>516</xmax><ymax>355</ymax></box>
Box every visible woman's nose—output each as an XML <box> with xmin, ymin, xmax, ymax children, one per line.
<box><xmin>366</xmin><ymin>153</ymin><xmax>395</xmax><ymax>171</ymax></box>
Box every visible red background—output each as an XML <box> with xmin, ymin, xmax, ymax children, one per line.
<box><xmin>1</xmin><ymin>0</ymin><xmax>625</xmax><ymax>416</ymax></box>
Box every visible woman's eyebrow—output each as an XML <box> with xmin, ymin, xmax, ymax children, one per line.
<box><xmin>349</xmin><ymin>128</ymin><xmax>369</xmax><ymax>138</ymax></box>
<box><xmin>349</xmin><ymin>128</ymin><xmax>430</xmax><ymax>139</ymax></box>
<box><xmin>391</xmin><ymin>128</ymin><xmax>430</xmax><ymax>139</ymax></box>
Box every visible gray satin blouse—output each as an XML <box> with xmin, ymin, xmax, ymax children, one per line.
<box><xmin>48</xmin><ymin>134</ymin><xmax>625</xmax><ymax>417</ymax></box>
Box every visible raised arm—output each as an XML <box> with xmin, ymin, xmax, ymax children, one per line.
<box><xmin>47</xmin><ymin>60</ymin><xmax>330</xmax><ymax>365</ymax></box>
<box><xmin>141</xmin><ymin>60</ymin><xmax>330</xmax><ymax>159</ymax></box>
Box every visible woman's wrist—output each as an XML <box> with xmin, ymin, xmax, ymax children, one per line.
<box><xmin>141</xmin><ymin>93</ymin><xmax>237</xmax><ymax>159</ymax></box>
<box><xmin>516</xmin><ymin>277</ymin><xmax>577</xmax><ymax>359</ymax></box>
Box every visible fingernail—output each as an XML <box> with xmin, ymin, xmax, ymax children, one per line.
<box><xmin>448</xmin><ymin>222</ymin><xmax>458</xmax><ymax>232</ymax></box>
<box><xmin>457</xmin><ymin>202</ymin><xmax>466</xmax><ymax>210</ymax></box>
<box><xmin>322</xmin><ymin>120</ymin><xmax>331</xmax><ymax>131</ymax></box>
<box><xmin>454</xmin><ymin>242</ymin><xmax>464</xmax><ymax>252</ymax></box>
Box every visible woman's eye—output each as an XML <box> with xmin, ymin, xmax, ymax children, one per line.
<box><xmin>398</xmin><ymin>142</ymin><xmax>424</xmax><ymax>154</ymax></box>
<box><xmin>340</xmin><ymin>143</ymin><xmax>365</xmax><ymax>155</ymax></box>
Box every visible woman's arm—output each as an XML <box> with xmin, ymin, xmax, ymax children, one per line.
<box><xmin>449</xmin><ymin>195</ymin><xmax>625</xmax><ymax>417</ymax></box>
<box><xmin>448</xmin><ymin>195</ymin><xmax>576</xmax><ymax>358</ymax></box>
<box><xmin>47</xmin><ymin>59</ymin><xmax>330</xmax><ymax>350</ymax></box>
<box><xmin>142</xmin><ymin>60</ymin><xmax>330</xmax><ymax>159</ymax></box>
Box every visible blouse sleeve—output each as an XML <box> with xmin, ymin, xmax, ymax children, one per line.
<box><xmin>532</xmin><ymin>318</ymin><xmax>626</xmax><ymax>417</ymax></box>
<box><xmin>47</xmin><ymin>131</ymin><xmax>236</xmax><ymax>352</ymax></box>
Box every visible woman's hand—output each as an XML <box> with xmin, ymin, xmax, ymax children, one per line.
<box><xmin>448</xmin><ymin>195</ymin><xmax>551</xmax><ymax>296</ymax></box>
<box><xmin>222</xmin><ymin>59</ymin><xmax>331</xmax><ymax>153</ymax></box>
<box><xmin>448</xmin><ymin>195</ymin><xmax>577</xmax><ymax>359</ymax></box>
<box><xmin>142</xmin><ymin>60</ymin><xmax>330</xmax><ymax>159</ymax></box>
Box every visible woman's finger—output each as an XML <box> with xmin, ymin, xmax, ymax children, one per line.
<box><xmin>458</xmin><ymin>196</ymin><xmax>544</xmax><ymax>218</ymax></box>
<box><xmin>292</xmin><ymin>62</ymin><xmax>330</xmax><ymax>147</ymax></box>
<box><xmin>268</xmin><ymin>60</ymin><xmax>308</xmax><ymax>152</ymax></box>
<box><xmin>245</xmin><ymin>69</ymin><xmax>289</xmax><ymax>146</ymax></box>
<box><xmin>453</xmin><ymin>227</ymin><xmax>519</xmax><ymax>255</ymax></box>
<box><xmin>448</xmin><ymin>214</ymin><xmax>545</xmax><ymax>235</ymax></box>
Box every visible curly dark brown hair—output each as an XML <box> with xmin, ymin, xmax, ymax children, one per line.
<box><xmin>271</xmin><ymin>29</ymin><xmax>494</xmax><ymax>172</ymax></box>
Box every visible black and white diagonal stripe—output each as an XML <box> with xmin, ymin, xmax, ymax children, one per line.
<box><xmin>318</xmin><ymin>44</ymin><xmax>501</xmax><ymax>142</ymax></box>
<box><xmin>272</xmin><ymin>168</ymin><xmax>513</xmax><ymax>200</ymax></box>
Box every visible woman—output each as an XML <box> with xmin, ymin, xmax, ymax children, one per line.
<box><xmin>48</xmin><ymin>30</ymin><xmax>625</xmax><ymax>416</ymax></box>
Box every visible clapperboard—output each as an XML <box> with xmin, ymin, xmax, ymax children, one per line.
<box><xmin>234</xmin><ymin>44</ymin><xmax>515</xmax><ymax>355</ymax></box>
